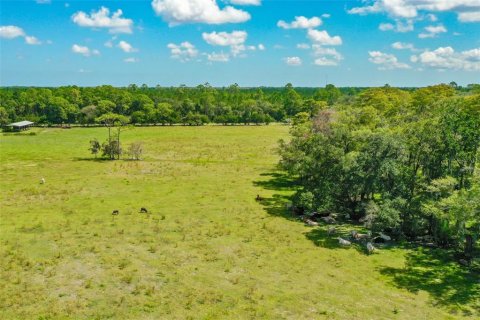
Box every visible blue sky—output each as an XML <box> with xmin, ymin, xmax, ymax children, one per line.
<box><xmin>1</xmin><ymin>0</ymin><xmax>479</xmax><ymax>87</ymax></box>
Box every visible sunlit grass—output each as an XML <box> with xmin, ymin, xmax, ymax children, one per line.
<box><xmin>0</xmin><ymin>126</ymin><xmax>477</xmax><ymax>319</ymax></box>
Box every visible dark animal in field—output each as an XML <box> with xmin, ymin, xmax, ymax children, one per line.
<box><xmin>255</xmin><ymin>195</ymin><xmax>265</xmax><ymax>201</ymax></box>
<box><xmin>373</xmin><ymin>236</ymin><xmax>386</xmax><ymax>244</ymax></box>
<box><xmin>459</xmin><ymin>259</ymin><xmax>469</xmax><ymax>267</ymax></box>
<box><xmin>112</xmin><ymin>210</ymin><xmax>119</xmax><ymax>216</ymax></box>
<box><xmin>291</xmin><ymin>206</ymin><xmax>305</xmax><ymax>215</ymax></box>
<box><xmin>140</xmin><ymin>207</ymin><xmax>148</xmax><ymax>213</ymax></box>
<box><xmin>309</xmin><ymin>211</ymin><xmax>331</xmax><ymax>221</ymax></box>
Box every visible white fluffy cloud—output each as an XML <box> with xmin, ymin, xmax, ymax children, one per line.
<box><xmin>167</xmin><ymin>41</ymin><xmax>198</xmax><ymax>61</ymax></box>
<box><xmin>277</xmin><ymin>16</ymin><xmax>322</xmax><ymax>29</ymax></box>
<box><xmin>348</xmin><ymin>0</ymin><xmax>480</xmax><ymax>23</ymax></box>
<box><xmin>368</xmin><ymin>51</ymin><xmax>411</xmax><ymax>70</ymax></box>
<box><xmin>0</xmin><ymin>25</ymin><xmax>42</xmax><ymax>45</ymax></box>
<box><xmin>411</xmin><ymin>46</ymin><xmax>480</xmax><ymax>71</ymax></box>
<box><xmin>458</xmin><ymin>11</ymin><xmax>480</xmax><ymax>22</ymax></box>
<box><xmin>0</xmin><ymin>25</ymin><xmax>25</xmax><ymax>39</ymax></box>
<box><xmin>284</xmin><ymin>56</ymin><xmax>302</xmax><ymax>66</ymax></box>
<box><xmin>202</xmin><ymin>30</ymin><xmax>247</xmax><ymax>46</ymax></box>
<box><xmin>117</xmin><ymin>40</ymin><xmax>138</xmax><ymax>53</ymax></box>
<box><xmin>202</xmin><ymin>30</ymin><xmax>251</xmax><ymax>56</ymax></box>
<box><xmin>313</xmin><ymin>44</ymin><xmax>343</xmax><ymax>66</ymax></box>
<box><xmin>72</xmin><ymin>44</ymin><xmax>100</xmax><ymax>57</ymax></box>
<box><xmin>379</xmin><ymin>20</ymin><xmax>414</xmax><ymax>32</ymax></box>
<box><xmin>151</xmin><ymin>0</ymin><xmax>251</xmax><ymax>26</ymax></box>
<box><xmin>229</xmin><ymin>0</ymin><xmax>261</xmax><ymax>5</ymax></box>
<box><xmin>307</xmin><ymin>29</ymin><xmax>342</xmax><ymax>46</ymax></box>
<box><xmin>72</xmin><ymin>7</ymin><xmax>134</xmax><ymax>34</ymax></box>
<box><xmin>418</xmin><ymin>24</ymin><xmax>447</xmax><ymax>38</ymax></box>
<box><xmin>25</xmin><ymin>36</ymin><xmax>41</xmax><ymax>45</ymax></box>
<box><xmin>392</xmin><ymin>42</ymin><xmax>416</xmax><ymax>51</ymax></box>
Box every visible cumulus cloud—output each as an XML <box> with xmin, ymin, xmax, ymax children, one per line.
<box><xmin>277</xmin><ymin>16</ymin><xmax>322</xmax><ymax>29</ymax></box>
<box><xmin>0</xmin><ymin>25</ymin><xmax>25</xmax><ymax>39</ymax></box>
<box><xmin>229</xmin><ymin>0</ymin><xmax>261</xmax><ymax>5</ymax></box>
<box><xmin>25</xmin><ymin>36</ymin><xmax>41</xmax><ymax>45</ymax></box>
<box><xmin>307</xmin><ymin>29</ymin><xmax>342</xmax><ymax>46</ymax></box>
<box><xmin>313</xmin><ymin>44</ymin><xmax>343</xmax><ymax>66</ymax></box>
<box><xmin>167</xmin><ymin>41</ymin><xmax>198</xmax><ymax>61</ymax></box>
<box><xmin>392</xmin><ymin>41</ymin><xmax>416</xmax><ymax>51</ymax></box>
<box><xmin>284</xmin><ymin>56</ymin><xmax>302</xmax><ymax>66</ymax></box>
<box><xmin>379</xmin><ymin>20</ymin><xmax>414</xmax><ymax>32</ymax></box>
<box><xmin>202</xmin><ymin>30</ymin><xmax>249</xmax><ymax>56</ymax></box>
<box><xmin>0</xmin><ymin>25</ymin><xmax>42</xmax><ymax>45</ymax></box>
<box><xmin>458</xmin><ymin>11</ymin><xmax>480</xmax><ymax>22</ymax></box>
<box><xmin>72</xmin><ymin>7</ymin><xmax>134</xmax><ymax>34</ymax></box>
<box><xmin>117</xmin><ymin>40</ymin><xmax>138</xmax><ymax>53</ymax></box>
<box><xmin>348</xmin><ymin>0</ymin><xmax>480</xmax><ymax>23</ymax></box>
<box><xmin>258</xmin><ymin>44</ymin><xmax>265</xmax><ymax>50</ymax></box>
<box><xmin>368</xmin><ymin>51</ymin><xmax>411</xmax><ymax>70</ymax></box>
<box><xmin>411</xmin><ymin>46</ymin><xmax>480</xmax><ymax>71</ymax></box>
<box><xmin>418</xmin><ymin>24</ymin><xmax>447</xmax><ymax>38</ymax></box>
<box><xmin>151</xmin><ymin>0</ymin><xmax>251</xmax><ymax>26</ymax></box>
<box><xmin>72</xmin><ymin>44</ymin><xmax>100</xmax><ymax>57</ymax></box>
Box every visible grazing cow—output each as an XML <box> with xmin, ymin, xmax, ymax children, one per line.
<box><xmin>338</xmin><ymin>237</ymin><xmax>351</xmax><ymax>246</ymax></box>
<box><xmin>140</xmin><ymin>207</ymin><xmax>148</xmax><ymax>213</ymax></box>
<box><xmin>366</xmin><ymin>242</ymin><xmax>376</xmax><ymax>254</ymax></box>
<box><xmin>40</xmin><ymin>177</ymin><xmax>45</xmax><ymax>184</ymax></box>
<box><xmin>379</xmin><ymin>232</ymin><xmax>391</xmax><ymax>241</ymax></box>
<box><xmin>321</xmin><ymin>216</ymin><xmax>336</xmax><ymax>224</ymax></box>
<box><xmin>305</xmin><ymin>219</ymin><xmax>319</xmax><ymax>227</ymax></box>
<box><xmin>112</xmin><ymin>210</ymin><xmax>119</xmax><ymax>216</ymax></box>
<box><xmin>327</xmin><ymin>226</ymin><xmax>337</xmax><ymax>236</ymax></box>
<box><xmin>255</xmin><ymin>195</ymin><xmax>265</xmax><ymax>201</ymax></box>
<box><xmin>354</xmin><ymin>232</ymin><xmax>370</xmax><ymax>241</ymax></box>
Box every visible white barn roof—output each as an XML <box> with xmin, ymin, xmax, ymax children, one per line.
<box><xmin>8</xmin><ymin>121</ymin><xmax>34</xmax><ymax>127</ymax></box>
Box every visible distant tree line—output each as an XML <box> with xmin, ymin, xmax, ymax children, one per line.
<box><xmin>279</xmin><ymin>84</ymin><xmax>480</xmax><ymax>262</ymax></box>
<box><xmin>2</xmin><ymin>83</ymin><xmax>478</xmax><ymax>126</ymax></box>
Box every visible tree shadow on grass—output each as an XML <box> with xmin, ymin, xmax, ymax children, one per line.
<box><xmin>254</xmin><ymin>170</ymin><xmax>480</xmax><ymax>315</ymax></box>
<box><xmin>379</xmin><ymin>247</ymin><xmax>480</xmax><ymax>316</ymax></box>
<box><xmin>253</xmin><ymin>171</ymin><xmax>297</xmax><ymax>221</ymax></box>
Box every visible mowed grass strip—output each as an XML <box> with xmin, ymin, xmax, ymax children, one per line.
<box><xmin>0</xmin><ymin>126</ymin><xmax>477</xmax><ymax>319</ymax></box>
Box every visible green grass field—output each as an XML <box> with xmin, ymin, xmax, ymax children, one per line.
<box><xmin>0</xmin><ymin>126</ymin><xmax>478</xmax><ymax>319</ymax></box>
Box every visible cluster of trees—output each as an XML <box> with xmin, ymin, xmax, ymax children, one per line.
<box><xmin>5</xmin><ymin>83</ymin><xmax>477</xmax><ymax>126</ymax></box>
<box><xmin>89</xmin><ymin>113</ymin><xmax>143</xmax><ymax>161</ymax></box>
<box><xmin>279</xmin><ymin>84</ymin><xmax>480</xmax><ymax>261</ymax></box>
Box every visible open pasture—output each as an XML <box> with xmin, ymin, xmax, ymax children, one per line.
<box><xmin>0</xmin><ymin>126</ymin><xmax>477</xmax><ymax>319</ymax></box>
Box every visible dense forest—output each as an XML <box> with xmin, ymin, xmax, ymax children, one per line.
<box><xmin>1</xmin><ymin>83</ymin><xmax>479</xmax><ymax>126</ymax></box>
<box><xmin>278</xmin><ymin>83</ymin><xmax>480</xmax><ymax>264</ymax></box>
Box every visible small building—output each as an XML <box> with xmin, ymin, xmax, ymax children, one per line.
<box><xmin>5</xmin><ymin>120</ymin><xmax>35</xmax><ymax>132</ymax></box>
